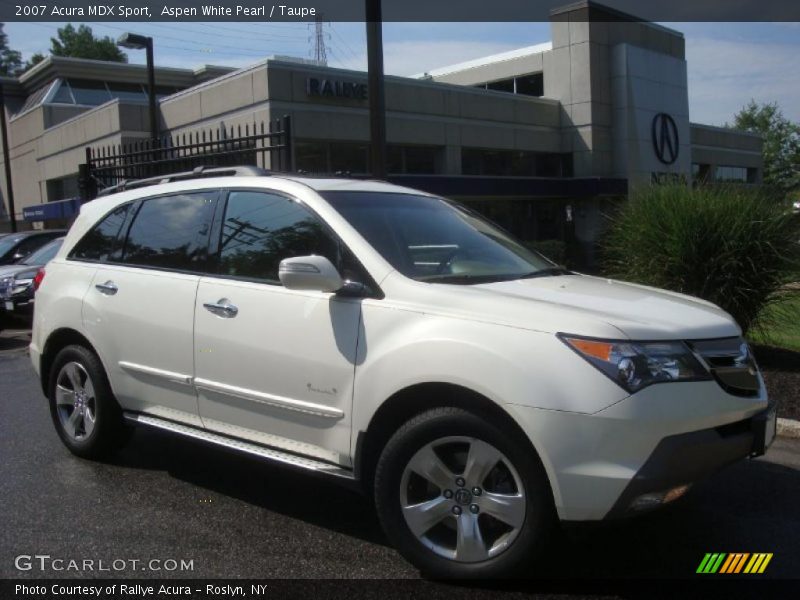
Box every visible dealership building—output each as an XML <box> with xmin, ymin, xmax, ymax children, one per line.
<box><xmin>0</xmin><ymin>1</ymin><xmax>763</xmax><ymax>266</ymax></box>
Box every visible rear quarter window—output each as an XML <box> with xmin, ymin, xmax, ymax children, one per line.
<box><xmin>69</xmin><ymin>203</ymin><xmax>131</xmax><ymax>262</ymax></box>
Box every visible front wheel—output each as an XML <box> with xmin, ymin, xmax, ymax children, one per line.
<box><xmin>374</xmin><ymin>407</ymin><xmax>556</xmax><ymax>578</ymax></box>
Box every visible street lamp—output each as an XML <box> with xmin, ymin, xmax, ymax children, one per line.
<box><xmin>117</xmin><ymin>33</ymin><xmax>159</xmax><ymax>142</ymax></box>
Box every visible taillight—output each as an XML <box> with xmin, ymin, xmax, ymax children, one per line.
<box><xmin>33</xmin><ymin>267</ymin><xmax>45</xmax><ymax>292</ymax></box>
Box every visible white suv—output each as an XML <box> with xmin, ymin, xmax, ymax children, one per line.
<box><xmin>31</xmin><ymin>167</ymin><xmax>775</xmax><ymax>578</ymax></box>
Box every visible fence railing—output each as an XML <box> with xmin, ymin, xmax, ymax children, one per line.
<box><xmin>80</xmin><ymin>115</ymin><xmax>292</xmax><ymax>200</ymax></box>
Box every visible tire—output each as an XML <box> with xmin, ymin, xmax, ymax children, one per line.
<box><xmin>374</xmin><ymin>407</ymin><xmax>556</xmax><ymax>578</ymax></box>
<box><xmin>47</xmin><ymin>344</ymin><xmax>131</xmax><ymax>459</ymax></box>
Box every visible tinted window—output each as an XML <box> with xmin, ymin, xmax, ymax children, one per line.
<box><xmin>70</xmin><ymin>204</ymin><xmax>131</xmax><ymax>262</ymax></box>
<box><xmin>0</xmin><ymin>235</ymin><xmax>25</xmax><ymax>259</ymax></box>
<box><xmin>12</xmin><ymin>235</ymin><xmax>55</xmax><ymax>261</ymax></box>
<box><xmin>22</xmin><ymin>238</ymin><xmax>63</xmax><ymax>265</ymax></box>
<box><xmin>122</xmin><ymin>192</ymin><xmax>216</xmax><ymax>271</ymax></box>
<box><xmin>217</xmin><ymin>191</ymin><xmax>338</xmax><ymax>283</ymax></box>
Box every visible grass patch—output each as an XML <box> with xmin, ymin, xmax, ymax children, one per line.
<box><xmin>749</xmin><ymin>296</ymin><xmax>800</xmax><ymax>353</ymax></box>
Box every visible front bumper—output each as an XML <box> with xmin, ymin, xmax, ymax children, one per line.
<box><xmin>507</xmin><ymin>378</ymin><xmax>771</xmax><ymax>521</ymax></box>
<box><xmin>605</xmin><ymin>405</ymin><xmax>776</xmax><ymax>518</ymax></box>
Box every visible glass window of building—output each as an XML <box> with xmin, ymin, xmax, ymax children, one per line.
<box><xmin>515</xmin><ymin>73</ymin><xmax>544</xmax><ymax>97</ymax></box>
<box><xmin>387</xmin><ymin>145</ymin><xmax>441</xmax><ymax>174</ymax></box>
<box><xmin>715</xmin><ymin>165</ymin><xmax>749</xmax><ymax>183</ymax></box>
<box><xmin>68</xmin><ymin>79</ymin><xmax>112</xmax><ymax>105</ymax></box>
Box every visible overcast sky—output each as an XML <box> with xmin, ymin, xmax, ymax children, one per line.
<box><xmin>4</xmin><ymin>20</ymin><xmax>799</xmax><ymax>125</ymax></box>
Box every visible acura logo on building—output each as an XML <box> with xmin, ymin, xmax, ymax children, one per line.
<box><xmin>652</xmin><ymin>113</ymin><xmax>679</xmax><ymax>165</ymax></box>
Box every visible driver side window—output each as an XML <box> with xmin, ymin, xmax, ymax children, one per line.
<box><xmin>216</xmin><ymin>191</ymin><xmax>341</xmax><ymax>284</ymax></box>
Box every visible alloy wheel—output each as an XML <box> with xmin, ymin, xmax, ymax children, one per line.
<box><xmin>399</xmin><ymin>436</ymin><xmax>526</xmax><ymax>563</ymax></box>
<box><xmin>55</xmin><ymin>361</ymin><xmax>97</xmax><ymax>441</ymax></box>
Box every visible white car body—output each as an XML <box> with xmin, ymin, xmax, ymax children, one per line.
<box><xmin>31</xmin><ymin>175</ymin><xmax>773</xmax><ymax>525</ymax></box>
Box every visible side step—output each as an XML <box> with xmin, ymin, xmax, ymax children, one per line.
<box><xmin>123</xmin><ymin>412</ymin><xmax>355</xmax><ymax>480</ymax></box>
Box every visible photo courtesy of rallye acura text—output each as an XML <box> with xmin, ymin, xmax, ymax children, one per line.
<box><xmin>30</xmin><ymin>167</ymin><xmax>776</xmax><ymax>578</ymax></box>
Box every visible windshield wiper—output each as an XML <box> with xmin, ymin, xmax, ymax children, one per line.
<box><xmin>420</xmin><ymin>274</ymin><xmax>510</xmax><ymax>285</ymax></box>
<box><xmin>516</xmin><ymin>267</ymin><xmax>572</xmax><ymax>279</ymax></box>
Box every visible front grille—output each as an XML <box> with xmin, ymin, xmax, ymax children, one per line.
<box><xmin>688</xmin><ymin>337</ymin><xmax>760</xmax><ymax>397</ymax></box>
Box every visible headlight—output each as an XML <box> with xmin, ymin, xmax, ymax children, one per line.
<box><xmin>11</xmin><ymin>279</ymin><xmax>33</xmax><ymax>295</ymax></box>
<box><xmin>560</xmin><ymin>334</ymin><xmax>711</xmax><ymax>393</ymax></box>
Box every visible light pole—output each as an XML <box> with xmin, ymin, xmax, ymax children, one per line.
<box><xmin>117</xmin><ymin>33</ymin><xmax>159</xmax><ymax>142</ymax></box>
<box><xmin>365</xmin><ymin>0</ymin><xmax>387</xmax><ymax>179</ymax></box>
<box><xmin>0</xmin><ymin>82</ymin><xmax>17</xmax><ymax>232</ymax></box>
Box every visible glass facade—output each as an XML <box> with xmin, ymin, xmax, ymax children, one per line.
<box><xmin>296</xmin><ymin>140</ymin><xmax>443</xmax><ymax>175</ymax></box>
<box><xmin>462</xmin><ymin>148</ymin><xmax>572</xmax><ymax>177</ymax></box>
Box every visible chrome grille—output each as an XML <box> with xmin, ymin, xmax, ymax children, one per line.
<box><xmin>688</xmin><ymin>337</ymin><xmax>760</xmax><ymax>397</ymax></box>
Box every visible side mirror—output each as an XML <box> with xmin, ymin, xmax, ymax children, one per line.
<box><xmin>278</xmin><ymin>255</ymin><xmax>344</xmax><ymax>293</ymax></box>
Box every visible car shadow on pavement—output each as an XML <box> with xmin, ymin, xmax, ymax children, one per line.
<box><xmin>107</xmin><ymin>424</ymin><xmax>799</xmax><ymax>579</ymax></box>
<box><xmin>107</xmin><ymin>426</ymin><xmax>388</xmax><ymax>547</ymax></box>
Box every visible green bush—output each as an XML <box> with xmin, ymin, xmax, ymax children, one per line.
<box><xmin>603</xmin><ymin>184</ymin><xmax>800</xmax><ymax>335</ymax></box>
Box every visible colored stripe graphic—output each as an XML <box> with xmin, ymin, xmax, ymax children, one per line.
<box><xmin>697</xmin><ymin>553</ymin><xmax>773</xmax><ymax>574</ymax></box>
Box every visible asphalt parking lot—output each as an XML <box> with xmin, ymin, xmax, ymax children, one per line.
<box><xmin>1</xmin><ymin>328</ymin><xmax>798</xmax><ymax>585</ymax></box>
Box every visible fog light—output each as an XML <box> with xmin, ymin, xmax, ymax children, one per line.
<box><xmin>629</xmin><ymin>484</ymin><xmax>691</xmax><ymax>511</ymax></box>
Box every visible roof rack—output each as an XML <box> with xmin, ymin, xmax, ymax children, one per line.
<box><xmin>96</xmin><ymin>165</ymin><xmax>271</xmax><ymax>197</ymax></box>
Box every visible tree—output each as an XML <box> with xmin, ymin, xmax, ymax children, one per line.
<box><xmin>25</xmin><ymin>53</ymin><xmax>45</xmax><ymax>70</ymax></box>
<box><xmin>49</xmin><ymin>24</ymin><xmax>127</xmax><ymax>63</ymax></box>
<box><xmin>0</xmin><ymin>23</ymin><xmax>23</xmax><ymax>75</ymax></box>
<box><xmin>732</xmin><ymin>101</ymin><xmax>800</xmax><ymax>198</ymax></box>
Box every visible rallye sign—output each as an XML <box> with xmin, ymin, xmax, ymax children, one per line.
<box><xmin>306</xmin><ymin>77</ymin><xmax>368</xmax><ymax>101</ymax></box>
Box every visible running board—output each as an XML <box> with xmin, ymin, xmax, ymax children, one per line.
<box><xmin>123</xmin><ymin>412</ymin><xmax>355</xmax><ymax>480</ymax></box>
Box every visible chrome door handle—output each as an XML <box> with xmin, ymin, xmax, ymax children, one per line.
<box><xmin>95</xmin><ymin>281</ymin><xmax>118</xmax><ymax>295</ymax></box>
<box><xmin>203</xmin><ymin>298</ymin><xmax>238</xmax><ymax>318</ymax></box>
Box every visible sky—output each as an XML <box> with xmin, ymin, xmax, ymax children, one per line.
<box><xmin>4</xmin><ymin>20</ymin><xmax>799</xmax><ymax>126</ymax></box>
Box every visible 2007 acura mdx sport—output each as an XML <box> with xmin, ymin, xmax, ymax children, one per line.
<box><xmin>31</xmin><ymin>168</ymin><xmax>776</xmax><ymax>578</ymax></box>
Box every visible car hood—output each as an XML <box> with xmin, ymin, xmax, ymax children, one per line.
<box><xmin>390</xmin><ymin>272</ymin><xmax>741</xmax><ymax>341</ymax></box>
<box><xmin>470</xmin><ymin>274</ymin><xmax>740</xmax><ymax>340</ymax></box>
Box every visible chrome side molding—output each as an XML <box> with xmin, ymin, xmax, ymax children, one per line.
<box><xmin>194</xmin><ymin>377</ymin><xmax>345</xmax><ymax>419</ymax></box>
<box><xmin>118</xmin><ymin>361</ymin><xmax>193</xmax><ymax>385</ymax></box>
<box><xmin>123</xmin><ymin>412</ymin><xmax>355</xmax><ymax>480</ymax></box>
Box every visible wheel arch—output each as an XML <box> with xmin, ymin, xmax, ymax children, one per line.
<box><xmin>354</xmin><ymin>382</ymin><xmax>555</xmax><ymax>504</ymax></box>
<box><xmin>39</xmin><ymin>328</ymin><xmax>103</xmax><ymax>396</ymax></box>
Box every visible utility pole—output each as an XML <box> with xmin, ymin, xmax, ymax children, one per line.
<box><xmin>365</xmin><ymin>0</ymin><xmax>387</xmax><ymax>178</ymax></box>
<box><xmin>0</xmin><ymin>83</ymin><xmax>17</xmax><ymax>232</ymax></box>
<box><xmin>311</xmin><ymin>16</ymin><xmax>328</xmax><ymax>66</ymax></box>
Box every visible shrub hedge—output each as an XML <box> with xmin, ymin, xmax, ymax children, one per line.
<box><xmin>603</xmin><ymin>184</ymin><xmax>800</xmax><ymax>335</ymax></box>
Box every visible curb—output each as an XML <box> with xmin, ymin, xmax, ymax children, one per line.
<box><xmin>777</xmin><ymin>418</ymin><xmax>800</xmax><ymax>439</ymax></box>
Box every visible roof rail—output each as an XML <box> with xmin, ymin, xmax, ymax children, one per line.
<box><xmin>96</xmin><ymin>165</ymin><xmax>271</xmax><ymax>197</ymax></box>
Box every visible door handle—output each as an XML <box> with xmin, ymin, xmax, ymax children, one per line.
<box><xmin>203</xmin><ymin>298</ymin><xmax>238</xmax><ymax>318</ymax></box>
<box><xmin>95</xmin><ymin>281</ymin><xmax>118</xmax><ymax>295</ymax></box>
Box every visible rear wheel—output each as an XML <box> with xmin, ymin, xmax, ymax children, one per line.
<box><xmin>374</xmin><ymin>407</ymin><xmax>556</xmax><ymax>578</ymax></box>
<box><xmin>48</xmin><ymin>345</ymin><xmax>131</xmax><ymax>459</ymax></box>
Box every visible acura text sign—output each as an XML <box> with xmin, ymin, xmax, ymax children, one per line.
<box><xmin>306</xmin><ymin>78</ymin><xmax>368</xmax><ymax>101</ymax></box>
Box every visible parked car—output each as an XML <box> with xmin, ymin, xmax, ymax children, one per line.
<box><xmin>0</xmin><ymin>230</ymin><xmax>65</xmax><ymax>265</ymax></box>
<box><xmin>30</xmin><ymin>167</ymin><xmax>775</xmax><ymax>578</ymax></box>
<box><xmin>0</xmin><ymin>237</ymin><xmax>64</xmax><ymax>329</ymax></box>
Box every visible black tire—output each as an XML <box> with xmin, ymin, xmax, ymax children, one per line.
<box><xmin>374</xmin><ymin>407</ymin><xmax>556</xmax><ymax>579</ymax></box>
<box><xmin>47</xmin><ymin>344</ymin><xmax>132</xmax><ymax>459</ymax></box>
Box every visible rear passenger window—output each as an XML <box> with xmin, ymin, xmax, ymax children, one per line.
<box><xmin>217</xmin><ymin>191</ymin><xmax>338</xmax><ymax>283</ymax></box>
<box><xmin>70</xmin><ymin>204</ymin><xmax>131</xmax><ymax>261</ymax></box>
<box><xmin>121</xmin><ymin>192</ymin><xmax>216</xmax><ymax>272</ymax></box>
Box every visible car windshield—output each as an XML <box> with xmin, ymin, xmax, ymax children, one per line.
<box><xmin>322</xmin><ymin>191</ymin><xmax>559</xmax><ymax>284</ymax></box>
<box><xmin>21</xmin><ymin>238</ymin><xmax>63</xmax><ymax>265</ymax></box>
<box><xmin>0</xmin><ymin>235</ymin><xmax>25</xmax><ymax>257</ymax></box>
